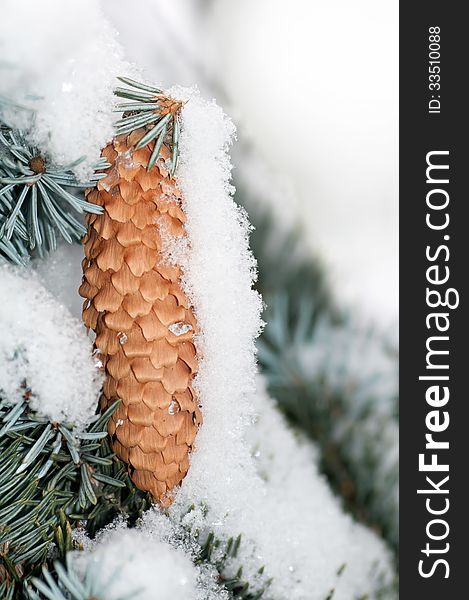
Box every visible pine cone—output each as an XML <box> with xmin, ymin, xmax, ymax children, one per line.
<box><xmin>79</xmin><ymin>129</ymin><xmax>201</xmax><ymax>506</ymax></box>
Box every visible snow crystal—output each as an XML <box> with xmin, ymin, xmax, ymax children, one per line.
<box><xmin>168</xmin><ymin>322</ymin><xmax>193</xmax><ymax>336</ymax></box>
<box><xmin>0</xmin><ymin>265</ymin><xmax>102</xmax><ymax>428</ymax></box>
<box><xmin>168</xmin><ymin>399</ymin><xmax>181</xmax><ymax>415</ymax></box>
<box><xmin>0</xmin><ymin>0</ymin><xmax>138</xmax><ymax>180</ymax></box>
<box><xmin>117</xmin><ymin>332</ymin><xmax>128</xmax><ymax>345</ymax></box>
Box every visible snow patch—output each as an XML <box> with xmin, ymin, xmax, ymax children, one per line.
<box><xmin>72</xmin><ymin>524</ymin><xmax>228</xmax><ymax>600</ymax></box>
<box><xmin>0</xmin><ymin>265</ymin><xmax>102</xmax><ymax>428</ymax></box>
<box><xmin>71</xmin><ymin>529</ymin><xmax>197</xmax><ymax>600</ymax></box>
<box><xmin>162</xmin><ymin>87</ymin><xmax>264</xmax><ymax>518</ymax></box>
<box><xmin>0</xmin><ymin>0</ymin><xmax>137</xmax><ymax>180</ymax></box>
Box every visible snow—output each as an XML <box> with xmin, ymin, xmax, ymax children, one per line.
<box><xmin>162</xmin><ymin>86</ymin><xmax>264</xmax><ymax>489</ymax></box>
<box><xmin>71</xmin><ymin>529</ymin><xmax>198</xmax><ymax>600</ymax></box>
<box><xmin>245</xmin><ymin>381</ymin><xmax>394</xmax><ymax>598</ymax></box>
<box><xmin>0</xmin><ymin>265</ymin><xmax>102</xmax><ymax>428</ymax></box>
<box><xmin>0</xmin><ymin>0</ymin><xmax>136</xmax><ymax>180</ymax></box>
<box><xmin>72</xmin><ymin>524</ymin><xmax>228</xmax><ymax>600</ymax></box>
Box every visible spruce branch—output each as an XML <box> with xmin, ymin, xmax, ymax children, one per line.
<box><xmin>113</xmin><ymin>77</ymin><xmax>183</xmax><ymax>174</ymax></box>
<box><xmin>0</xmin><ymin>396</ymin><xmax>147</xmax><ymax>594</ymax></box>
<box><xmin>0</xmin><ymin>112</ymin><xmax>105</xmax><ymax>264</ymax></box>
<box><xmin>197</xmin><ymin>531</ymin><xmax>269</xmax><ymax>600</ymax></box>
<box><xmin>27</xmin><ymin>553</ymin><xmax>141</xmax><ymax>600</ymax></box>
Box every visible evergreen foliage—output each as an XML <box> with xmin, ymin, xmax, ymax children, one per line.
<box><xmin>0</xmin><ymin>397</ymin><xmax>127</xmax><ymax>594</ymax></box>
<box><xmin>0</xmin><ymin>104</ymin><xmax>105</xmax><ymax>265</ymax></box>
<box><xmin>0</xmin><ymin>388</ymin><xmax>264</xmax><ymax>599</ymax></box>
<box><xmin>114</xmin><ymin>77</ymin><xmax>182</xmax><ymax>174</ymax></box>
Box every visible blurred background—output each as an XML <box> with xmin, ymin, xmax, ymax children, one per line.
<box><xmin>104</xmin><ymin>0</ymin><xmax>398</xmax><ymax>323</ymax></box>
<box><xmin>99</xmin><ymin>0</ymin><xmax>399</xmax><ymax>556</ymax></box>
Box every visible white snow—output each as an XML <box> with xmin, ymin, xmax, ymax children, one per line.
<box><xmin>245</xmin><ymin>381</ymin><xmax>394</xmax><ymax>598</ymax></box>
<box><xmin>163</xmin><ymin>86</ymin><xmax>264</xmax><ymax>491</ymax></box>
<box><xmin>0</xmin><ymin>265</ymin><xmax>102</xmax><ymax>428</ymax></box>
<box><xmin>71</xmin><ymin>529</ymin><xmax>198</xmax><ymax>600</ymax></box>
<box><xmin>72</xmin><ymin>524</ymin><xmax>228</xmax><ymax>600</ymax></box>
<box><xmin>0</xmin><ymin>0</ymin><xmax>136</xmax><ymax>180</ymax></box>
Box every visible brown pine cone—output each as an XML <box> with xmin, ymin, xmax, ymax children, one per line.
<box><xmin>79</xmin><ymin>129</ymin><xmax>201</xmax><ymax>506</ymax></box>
